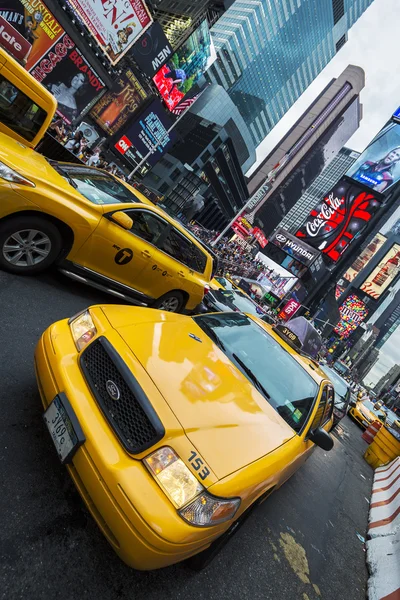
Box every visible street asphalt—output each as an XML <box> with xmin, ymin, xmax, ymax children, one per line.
<box><xmin>0</xmin><ymin>268</ymin><xmax>373</xmax><ymax>600</ymax></box>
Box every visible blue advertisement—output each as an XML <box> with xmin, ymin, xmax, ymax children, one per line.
<box><xmin>347</xmin><ymin>121</ymin><xmax>400</xmax><ymax>194</ymax></box>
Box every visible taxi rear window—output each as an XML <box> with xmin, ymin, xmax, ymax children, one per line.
<box><xmin>0</xmin><ymin>75</ymin><xmax>47</xmax><ymax>141</ymax></box>
<box><xmin>194</xmin><ymin>313</ymin><xmax>318</xmax><ymax>432</ymax></box>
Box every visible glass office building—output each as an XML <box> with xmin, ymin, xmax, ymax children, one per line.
<box><xmin>206</xmin><ymin>0</ymin><xmax>374</xmax><ymax>147</ymax></box>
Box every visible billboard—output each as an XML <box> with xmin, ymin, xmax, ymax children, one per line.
<box><xmin>334</xmin><ymin>294</ymin><xmax>368</xmax><ymax>339</ymax></box>
<box><xmin>347</xmin><ymin>121</ymin><xmax>400</xmax><ymax>193</ymax></box>
<box><xmin>343</xmin><ymin>233</ymin><xmax>387</xmax><ymax>282</ymax></box>
<box><xmin>0</xmin><ymin>0</ymin><xmax>64</xmax><ymax>70</ymax></box>
<box><xmin>0</xmin><ymin>15</ymin><xmax>31</xmax><ymax>62</ymax></box>
<box><xmin>131</xmin><ymin>21</ymin><xmax>173</xmax><ymax>77</ymax></box>
<box><xmin>90</xmin><ymin>69</ymin><xmax>146</xmax><ymax>136</ymax></box>
<box><xmin>269</xmin><ymin>228</ymin><xmax>319</xmax><ymax>267</ymax></box>
<box><xmin>66</xmin><ymin>0</ymin><xmax>152</xmax><ymax>65</ymax></box>
<box><xmin>114</xmin><ymin>99</ymin><xmax>177</xmax><ymax>168</ymax></box>
<box><xmin>152</xmin><ymin>20</ymin><xmax>216</xmax><ymax>111</ymax></box>
<box><xmin>296</xmin><ymin>179</ymin><xmax>381</xmax><ymax>262</ymax></box>
<box><xmin>30</xmin><ymin>34</ymin><xmax>105</xmax><ymax>124</ymax></box>
<box><xmin>360</xmin><ymin>244</ymin><xmax>400</xmax><ymax>299</ymax></box>
<box><xmin>278</xmin><ymin>299</ymin><xmax>301</xmax><ymax>322</ymax></box>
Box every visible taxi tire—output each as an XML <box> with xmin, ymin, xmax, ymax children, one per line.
<box><xmin>0</xmin><ymin>215</ymin><xmax>62</xmax><ymax>275</ymax></box>
<box><xmin>152</xmin><ymin>290</ymin><xmax>185</xmax><ymax>313</ymax></box>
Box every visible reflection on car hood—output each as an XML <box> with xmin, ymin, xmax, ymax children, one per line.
<box><xmin>102</xmin><ymin>306</ymin><xmax>294</xmax><ymax>479</ymax></box>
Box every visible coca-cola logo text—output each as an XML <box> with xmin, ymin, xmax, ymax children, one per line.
<box><xmin>305</xmin><ymin>193</ymin><xmax>344</xmax><ymax>237</ymax></box>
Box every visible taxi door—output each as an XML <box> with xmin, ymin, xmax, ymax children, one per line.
<box><xmin>137</xmin><ymin>224</ymin><xmax>195</xmax><ymax>299</ymax></box>
<box><xmin>278</xmin><ymin>385</ymin><xmax>334</xmax><ymax>485</ymax></box>
<box><xmin>72</xmin><ymin>207</ymin><xmax>168</xmax><ymax>297</ymax></box>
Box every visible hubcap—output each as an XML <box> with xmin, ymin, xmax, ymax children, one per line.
<box><xmin>2</xmin><ymin>229</ymin><xmax>51</xmax><ymax>267</ymax></box>
<box><xmin>159</xmin><ymin>296</ymin><xmax>180</xmax><ymax>312</ymax></box>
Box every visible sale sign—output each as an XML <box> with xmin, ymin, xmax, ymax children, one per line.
<box><xmin>67</xmin><ymin>0</ymin><xmax>152</xmax><ymax>65</ymax></box>
<box><xmin>278</xmin><ymin>299</ymin><xmax>301</xmax><ymax>322</ymax></box>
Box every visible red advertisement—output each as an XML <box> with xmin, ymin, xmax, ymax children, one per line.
<box><xmin>252</xmin><ymin>227</ymin><xmax>267</xmax><ymax>248</ymax></box>
<box><xmin>278</xmin><ymin>299</ymin><xmax>301</xmax><ymax>322</ymax></box>
<box><xmin>0</xmin><ymin>14</ymin><xmax>31</xmax><ymax>62</ymax></box>
<box><xmin>296</xmin><ymin>179</ymin><xmax>381</xmax><ymax>262</ymax></box>
<box><xmin>0</xmin><ymin>0</ymin><xmax>64</xmax><ymax>71</ymax></box>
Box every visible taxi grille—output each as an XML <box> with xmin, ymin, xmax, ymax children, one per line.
<box><xmin>80</xmin><ymin>337</ymin><xmax>164</xmax><ymax>454</ymax></box>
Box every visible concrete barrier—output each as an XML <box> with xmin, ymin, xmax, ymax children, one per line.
<box><xmin>366</xmin><ymin>457</ymin><xmax>400</xmax><ymax>600</ymax></box>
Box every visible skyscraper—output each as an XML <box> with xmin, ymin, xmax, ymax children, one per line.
<box><xmin>279</xmin><ymin>147</ymin><xmax>360</xmax><ymax>232</ymax></box>
<box><xmin>374</xmin><ymin>290</ymin><xmax>400</xmax><ymax>349</ymax></box>
<box><xmin>206</xmin><ymin>0</ymin><xmax>374</xmax><ymax>148</ymax></box>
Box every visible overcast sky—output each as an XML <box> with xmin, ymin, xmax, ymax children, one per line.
<box><xmin>245</xmin><ymin>0</ymin><xmax>400</xmax><ymax>386</ymax></box>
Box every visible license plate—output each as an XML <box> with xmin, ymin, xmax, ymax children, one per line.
<box><xmin>43</xmin><ymin>393</ymin><xmax>85</xmax><ymax>464</ymax></box>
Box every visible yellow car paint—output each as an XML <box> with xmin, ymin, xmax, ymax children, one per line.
<box><xmin>0</xmin><ymin>137</ymin><xmax>213</xmax><ymax>310</ymax></box>
<box><xmin>349</xmin><ymin>401</ymin><xmax>386</xmax><ymax>429</ymax></box>
<box><xmin>35</xmin><ymin>306</ymin><xmax>334</xmax><ymax>570</ymax></box>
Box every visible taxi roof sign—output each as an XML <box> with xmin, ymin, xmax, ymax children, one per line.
<box><xmin>274</xmin><ymin>317</ymin><xmax>322</xmax><ymax>359</ymax></box>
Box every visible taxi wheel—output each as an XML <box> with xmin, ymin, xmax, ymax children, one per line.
<box><xmin>152</xmin><ymin>291</ymin><xmax>185</xmax><ymax>313</ymax></box>
<box><xmin>0</xmin><ymin>216</ymin><xmax>62</xmax><ymax>274</ymax></box>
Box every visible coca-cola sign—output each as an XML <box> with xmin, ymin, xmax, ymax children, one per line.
<box><xmin>296</xmin><ymin>180</ymin><xmax>381</xmax><ymax>262</ymax></box>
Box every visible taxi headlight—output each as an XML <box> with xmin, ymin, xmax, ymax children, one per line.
<box><xmin>69</xmin><ymin>310</ymin><xmax>97</xmax><ymax>351</ymax></box>
<box><xmin>144</xmin><ymin>447</ymin><xmax>203</xmax><ymax>509</ymax></box>
<box><xmin>0</xmin><ymin>161</ymin><xmax>35</xmax><ymax>187</ymax></box>
<box><xmin>144</xmin><ymin>447</ymin><xmax>241</xmax><ymax>526</ymax></box>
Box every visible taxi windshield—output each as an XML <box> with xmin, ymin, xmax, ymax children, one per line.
<box><xmin>213</xmin><ymin>289</ymin><xmax>262</xmax><ymax>315</ymax></box>
<box><xmin>55</xmin><ymin>165</ymin><xmax>139</xmax><ymax>205</ymax></box>
<box><xmin>194</xmin><ymin>313</ymin><xmax>318</xmax><ymax>432</ymax></box>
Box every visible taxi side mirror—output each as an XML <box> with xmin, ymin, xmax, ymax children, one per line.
<box><xmin>309</xmin><ymin>427</ymin><xmax>334</xmax><ymax>451</ymax></box>
<box><xmin>111</xmin><ymin>211</ymin><xmax>133</xmax><ymax>230</ymax></box>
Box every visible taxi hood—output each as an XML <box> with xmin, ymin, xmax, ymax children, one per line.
<box><xmin>101</xmin><ymin>307</ymin><xmax>295</xmax><ymax>480</ymax></box>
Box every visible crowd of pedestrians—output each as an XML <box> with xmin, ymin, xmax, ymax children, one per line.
<box><xmin>48</xmin><ymin>118</ymin><xmax>126</xmax><ymax>178</ymax></box>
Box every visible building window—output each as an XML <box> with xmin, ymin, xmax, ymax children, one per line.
<box><xmin>335</xmin><ymin>35</ymin><xmax>346</xmax><ymax>52</ymax></box>
<box><xmin>159</xmin><ymin>182</ymin><xmax>170</xmax><ymax>194</ymax></box>
<box><xmin>332</xmin><ymin>0</ymin><xmax>344</xmax><ymax>25</ymax></box>
<box><xmin>160</xmin><ymin>157</ymin><xmax>173</xmax><ymax>168</ymax></box>
<box><xmin>170</xmin><ymin>168</ymin><xmax>181</xmax><ymax>181</ymax></box>
<box><xmin>202</xmin><ymin>149</ymin><xmax>211</xmax><ymax>163</ymax></box>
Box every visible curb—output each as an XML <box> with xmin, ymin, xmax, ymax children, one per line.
<box><xmin>366</xmin><ymin>457</ymin><xmax>400</xmax><ymax>600</ymax></box>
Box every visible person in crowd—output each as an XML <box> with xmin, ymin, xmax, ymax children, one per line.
<box><xmin>49</xmin><ymin>117</ymin><xmax>66</xmax><ymax>142</ymax></box>
<box><xmin>64</xmin><ymin>130</ymin><xmax>84</xmax><ymax>155</ymax></box>
<box><xmin>86</xmin><ymin>148</ymin><xmax>101</xmax><ymax>167</ymax></box>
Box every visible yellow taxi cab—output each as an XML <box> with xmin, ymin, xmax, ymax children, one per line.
<box><xmin>348</xmin><ymin>399</ymin><xmax>387</xmax><ymax>429</ymax></box>
<box><xmin>35</xmin><ymin>309</ymin><xmax>334</xmax><ymax>570</ymax></box>
<box><xmin>0</xmin><ymin>47</ymin><xmax>213</xmax><ymax>312</ymax></box>
<box><xmin>0</xmin><ymin>156</ymin><xmax>214</xmax><ymax>311</ymax></box>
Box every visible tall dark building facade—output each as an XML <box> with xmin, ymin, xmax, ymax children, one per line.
<box><xmin>374</xmin><ymin>290</ymin><xmax>400</xmax><ymax>349</ymax></box>
<box><xmin>245</xmin><ymin>65</ymin><xmax>364</xmax><ymax>236</ymax></box>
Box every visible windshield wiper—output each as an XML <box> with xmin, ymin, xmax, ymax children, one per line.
<box><xmin>48</xmin><ymin>161</ymin><xmax>77</xmax><ymax>188</ymax></box>
<box><xmin>232</xmin><ymin>353</ymin><xmax>271</xmax><ymax>399</ymax></box>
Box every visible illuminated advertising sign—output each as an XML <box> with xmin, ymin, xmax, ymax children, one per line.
<box><xmin>296</xmin><ymin>179</ymin><xmax>381</xmax><ymax>262</ymax></box>
<box><xmin>347</xmin><ymin>121</ymin><xmax>400</xmax><ymax>193</ymax></box>
<box><xmin>90</xmin><ymin>69</ymin><xmax>146</xmax><ymax>136</ymax></box>
<box><xmin>30</xmin><ymin>34</ymin><xmax>105</xmax><ymax>124</ymax></box>
<box><xmin>114</xmin><ymin>99</ymin><xmax>177</xmax><ymax>167</ymax></box>
<box><xmin>67</xmin><ymin>0</ymin><xmax>152</xmax><ymax>65</ymax></box>
<box><xmin>278</xmin><ymin>299</ymin><xmax>301</xmax><ymax>322</ymax></box>
<box><xmin>343</xmin><ymin>233</ymin><xmax>387</xmax><ymax>282</ymax></box>
<box><xmin>334</xmin><ymin>294</ymin><xmax>368</xmax><ymax>339</ymax></box>
<box><xmin>131</xmin><ymin>21</ymin><xmax>173</xmax><ymax>77</ymax></box>
<box><xmin>0</xmin><ymin>15</ymin><xmax>31</xmax><ymax>62</ymax></box>
<box><xmin>270</xmin><ymin>228</ymin><xmax>319</xmax><ymax>267</ymax></box>
<box><xmin>153</xmin><ymin>20</ymin><xmax>216</xmax><ymax>111</ymax></box>
<box><xmin>0</xmin><ymin>0</ymin><xmax>64</xmax><ymax>70</ymax></box>
<box><xmin>252</xmin><ymin>227</ymin><xmax>267</xmax><ymax>248</ymax></box>
<box><xmin>360</xmin><ymin>244</ymin><xmax>400</xmax><ymax>299</ymax></box>
<box><xmin>263</xmin><ymin>290</ymin><xmax>280</xmax><ymax>307</ymax></box>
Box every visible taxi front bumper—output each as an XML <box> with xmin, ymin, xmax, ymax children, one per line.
<box><xmin>34</xmin><ymin>319</ymin><xmax>222</xmax><ymax>570</ymax></box>
<box><xmin>348</xmin><ymin>406</ymin><xmax>371</xmax><ymax>429</ymax></box>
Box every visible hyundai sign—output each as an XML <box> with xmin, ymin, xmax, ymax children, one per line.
<box><xmin>269</xmin><ymin>228</ymin><xmax>319</xmax><ymax>267</ymax></box>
